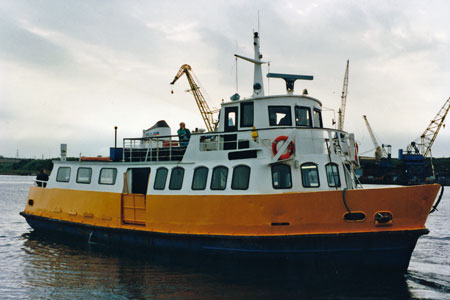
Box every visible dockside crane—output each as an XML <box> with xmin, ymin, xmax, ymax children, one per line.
<box><xmin>337</xmin><ymin>60</ymin><xmax>349</xmax><ymax>131</ymax></box>
<box><xmin>170</xmin><ymin>64</ymin><xmax>215</xmax><ymax>132</ymax></box>
<box><xmin>417</xmin><ymin>96</ymin><xmax>450</xmax><ymax>157</ymax></box>
<box><xmin>363</xmin><ymin>115</ymin><xmax>390</xmax><ymax>160</ymax></box>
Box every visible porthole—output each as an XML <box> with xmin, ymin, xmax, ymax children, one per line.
<box><xmin>344</xmin><ymin>212</ymin><xmax>366</xmax><ymax>222</ymax></box>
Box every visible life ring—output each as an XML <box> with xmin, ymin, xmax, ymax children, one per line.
<box><xmin>272</xmin><ymin>136</ymin><xmax>295</xmax><ymax>160</ymax></box>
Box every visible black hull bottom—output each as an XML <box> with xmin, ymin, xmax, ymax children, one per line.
<box><xmin>20</xmin><ymin>212</ymin><xmax>428</xmax><ymax>273</ymax></box>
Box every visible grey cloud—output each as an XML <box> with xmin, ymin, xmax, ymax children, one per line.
<box><xmin>0</xmin><ymin>14</ymin><xmax>71</xmax><ymax>67</ymax></box>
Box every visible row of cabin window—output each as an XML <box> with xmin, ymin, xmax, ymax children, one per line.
<box><xmin>226</xmin><ymin>102</ymin><xmax>323</xmax><ymax>130</ymax></box>
<box><xmin>55</xmin><ymin>162</ymin><xmax>340</xmax><ymax>190</ymax></box>
<box><xmin>154</xmin><ymin>165</ymin><xmax>250</xmax><ymax>191</ymax></box>
<box><xmin>272</xmin><ymin>163</ymin><xmax>341</xmax><ymax>189</ymax></box>
<box><xmin>56</xmin><ymin>167</ymin><xmax>117</xmax><ymax>185</ymax></box>
<box><xmin>54</xmin><ymin>165</ymin><xmax>250</xmax><ymax>190</ymax></box>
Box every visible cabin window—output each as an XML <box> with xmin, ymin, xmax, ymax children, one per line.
<box><xmin>169</xmin><ymin>167</ymin><xmax>184</xmax><ymax>190</ymax></box>
<box><xmin>192</xmin><ymin>167</ymin><xmax>208</xmax><ymax>190</ymax></box>
<box><xmin>295</xmin><ymin>106</ymin><xmax>312</xmax><ymax>127</ymax></box>
<box><xmin>301</xmin><ymin>163</ymin><xmax>320</xmax><ymax>187</ymax></box>
<box><xmin>76</xmin><ymin>167</ymin><xmax>92</xmax><ymax>184</ymax></box>
<box><xmin>240</xmin><ymin>102</ymin><xmax>254</xmax><ymax>127</ymax></box>
<box><xmin>271</xmin><ymin>164</ymin><xmax>292</xmax><ymax>189</ymax></box>
<box><xmin>225</xmin><ymin>107</ymin><xmax>238</xmax><ymax>132</ymax></box>
<box><xmin>313</xmin><ymin>108</ymin><xmax>323</xmax><ymax>128</ymax></box>
<box><xmin>56</xmin><ymin>167</ymin><xmax>71</xmax><ymax>182</ymax></box>
<box><xmin>326</xmin><ymin>163</ymin><xmax>341</xmax><ymax>187</ymax></box>
<box><xmin>231</xmin><ymin>165</ymin><xmax>250</xmax><ymax>190</ymax></box>
<box><xmin>268</xmin><ymin>106</ymin><xmax>292</xmax><ymax>126</ymax></box>
<box><xmin>211</xmin><ymin>166</ymin><xmax>228</xmax><ymax>190</ymax></box>
<box><xmin>99</xmin><ymin>168</ymin><xmax>117</xmax><ymax>185</ymax></box>
<box><xmin>154</xmin><ymin>167</ymin><xmax>168</xmax><ymax>190</ymax></box>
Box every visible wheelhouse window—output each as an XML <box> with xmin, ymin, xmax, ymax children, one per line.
<box><xmin>225</xmin><ymin>107</ymin><xmax>238</xmax><ymax>132</ymax></box>
<box><xmin>313</xmin><ymin>108</ymin><xmax>323</xmax><ymax>128</ymax></box>
<box><xmin>295</xmin><ymin>106</ymin><xmax>311</xmax><ymax>127</ymax></box>
<box><xmin>76</xmin><ymin>167</ymin><xmax>92</xmax><ymax>184</ymax></box>
<box><xmin>211</xmin><ymin>166</ymin><xmax>228</xmax><ymax>190</ymax></box>
<box><xmin>154</xmin><ymin>167</ymin><xmax>168</xmax><ymax>190</ymax></box>
<box><xmin>56</xmin><ymin>167</ymin><xmax>71</xmax><ymax>182</ymax></box>
<box><xmin>271</xmin><ymin>164</ymin><xmax>292</xmax><ymax>189</ymax></box>
<box><xmin>326</xmin><ymin>163</ymin><xmax>341</xmax><ymax>187</ymax></box>
<box><xmin>268</xmin><ymin>106</ymin><xmax>292</xmax><ymax>126</ymax></box>
<box><xmin>301</xmin><ymin>163</ymin><xmax>320</xmax><ymax>187</ymax></box>
<box><xmin>240</xmin><ymin>102</ymin><xmax>254</xmax><ymax>127</ymax></box>
<box><xmin>231</xmin><ymin>165</ymin><xmax>250</xmax><ymax>190</ymax></box>
<box><xmin>99</xmin><ymin>168</ymin><xmax>117</xmax><ymax>185</ymax></box>
<box><xmin>169</xmin><ymin>167</ymin><xmax>184</xmax><ymax>190</ymax></box>
<box><xmin>192</xmin><ymin>167</ymin><xmax>208</xmax><ymax>190</ymax></box>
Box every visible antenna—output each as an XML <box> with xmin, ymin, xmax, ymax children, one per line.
<box><xmin>258</xmin><ymin>11</ymin><xmax>260</xmax><ymax>33</ymax></box>
<box><xmin>267</xmin><ymin>61</ymin><xmax>271</xmax><ymax>95</ymax></box>
<box><xmin>235</xmin><ymin>56</ymin><xmax>238</xmax><ymax>93</ymax></box>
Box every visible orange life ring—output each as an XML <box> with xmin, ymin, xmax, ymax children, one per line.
<box><xmin>272</xmin><ymin>136</ymin><xmax>295</xmax><ymax>160</ymax></box>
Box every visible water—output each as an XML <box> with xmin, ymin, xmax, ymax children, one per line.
<box><xmin>1</xmin><ymin>175</ymin><xmax>449</xmax><ymax>300</ymax></box>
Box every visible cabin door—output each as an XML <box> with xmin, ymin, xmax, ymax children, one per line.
<box><xmin>122</xmin><ymin>168</ymin><xmax>150</xmax><ymax>225</ymax></box>
<box><xmin>224</xmin><ymin>106</ymin><xmax>238</xmax><ymax>150</ymax></box>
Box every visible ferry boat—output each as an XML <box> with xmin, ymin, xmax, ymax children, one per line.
<box><xmin>21</xmin><ymin>32</ymin><xmax>442</xmax><ymax>272</ymax></box>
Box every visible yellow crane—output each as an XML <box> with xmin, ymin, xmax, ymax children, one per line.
<box><xmin>170</xmin><ymin>64</ymin><xmax>215</xmax><ymax>132</ymax></box>
<box><xmin>363</xmin><ymin>115</ymin><xmax>390</xmax><ymax>160</ymax></box>
<box><xmin>418</xmin><ymin>96</ymin><xmax>450</xmax><ymax>157</ymax></box>
<box><xmin>337</xmin><ymin>60</ymin><xmax>349</xmax><ymax>131</ymax></box>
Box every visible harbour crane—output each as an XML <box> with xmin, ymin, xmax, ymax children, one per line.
<box><xmin>417</xmin><ymin>96</ymin><xmax>450</xmax><ymax>157</ymax></box>
<box><xmin>170</xmin><ymin>64</ymin><xmax>215</xmax><ymax>132</ymax></box>
<box><xmin>337</xmin><ymin>60</ymin><xmax>349</xmax><ymax>131</ymax></box>
<box><xmin>363</xmin><ymin>115</ymin><xmax>390</xmax><ymax>160</ymax></box>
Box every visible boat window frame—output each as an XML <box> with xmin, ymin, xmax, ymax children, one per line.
<box><xmin>301</xmin><ymin>162</ymin><xmax>320</xmax><ymax>188</ymax></box>
<box><xmin>231</xmin><ymin>164</ymin><xmax>251</xmax><ymax>190</ymax></box>
<box><xmin>271</xmin><ymin>163</ymin><xmax>292</xmax><ymax>189</ymax></box>
<box><xmin>56</xmin><ymin>167</ymin><xmax>71</xmax><ymax>183</ymax></box>
<box><xmin>268</xmin><ymin>105</ymin><xmax>292</xmax><ymax>126</ymax></box>
<box><xmin>154</xmin><ymin>167</ymin><xmax>168</xmax><ymax>190</ymax></box>
<box><xmin>210</xmin><ymin>166</ymin><xmax>228</xmax><ymax>190</ymax></box>
<box><xmin>240</xmin><ymin>102</ymin><xmax>254</xmax><ymax>128</ymax></box>
<box><xmin>76</xmin><ymin>167</ymin><xmax>92</xmax><ymax>184</ymax></box>
<box><xmin>313</xmin><ymin>108</ymin><xmax>323</xmax><ymax>128</ymax></box>
<box><xmin>192</xmin><ymin>166</ymin><xmax>209</xmax><ymax>190</ymax></box>
<box><xmin>325</xmin><ymin>163</ymin><xmax>341</xmax><ymax>187</ymax></box>
<box><xmin>99</xmin><ymin>168</ymin><xmax>118</xmax><ymax>185</ymax></box>
<box><xmin>169</xmin><ymin>167</ymin><xmax>184</xmax><ymax>190</ymax></box>
<box><xmin>225</xmin><ymin>106</ymin><xmax>239</xmax><ymax>132</ymax></box>
<box><xmin>295</xmin><ymin>106</ymin><xmax>312</xmax><ymax>127</ymax></box>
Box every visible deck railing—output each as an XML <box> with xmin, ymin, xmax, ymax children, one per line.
<box><xmin>123</xmin><ymin>135</ymin><xmax>185</xmax><ymax>162</ymax></box>
<box><xmin>122</xmin><ymin>128</ymin><xmax>358</xmax><ymax>163</ymax></box>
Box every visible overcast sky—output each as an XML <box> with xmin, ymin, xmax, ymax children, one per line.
<box><xmin>1</xmin><ymin>0</ymin><xmax>449</xmax><ymax>159</ymax></box>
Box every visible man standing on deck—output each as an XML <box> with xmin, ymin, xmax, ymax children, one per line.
<box><xmin>36</xmin><ymin>168</ymin><xmax>49</xmax><ymax>187</ymax></box>
<box><xmin>177</xmin><ymin>122</ymin><xmax>191</xmax><ymax>147</ymax></box>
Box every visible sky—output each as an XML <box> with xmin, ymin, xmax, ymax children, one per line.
<box><xmin>1</xmin><ymin>0</ymin><xmax>449</xmax><ymax>159</ymax></box>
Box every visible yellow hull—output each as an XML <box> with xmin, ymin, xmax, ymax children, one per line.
<box><xmin>24</xmin><ymin>184</ymin><xmax>440</xmax><ymax>236</ymax></box>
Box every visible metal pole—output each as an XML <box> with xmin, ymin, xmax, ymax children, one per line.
<box><xmin>114</xmin><ymin>126</ymin><xmax>118</xmax><ymax>149</ymax></box>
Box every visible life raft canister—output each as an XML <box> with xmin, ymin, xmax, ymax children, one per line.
<box><xmin>272</xmin><ymin>136</ymin><xmax>295</xmax><ymax>160</ymax></box>
<box><xmin>354</xmin><ymin>142</ymin><xmax>359</xmax><ymax>160</ymax></box>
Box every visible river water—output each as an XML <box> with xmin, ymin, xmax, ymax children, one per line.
<box><xmin>0</xmin><ymin>175</ymin><xmax>449</xmax><ymax>299</ymax></box>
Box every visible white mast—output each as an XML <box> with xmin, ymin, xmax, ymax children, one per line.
<box><xmin>235</xmin><ymin>32</ymin><xmax>266</xmax><ymax>97</ymax></box>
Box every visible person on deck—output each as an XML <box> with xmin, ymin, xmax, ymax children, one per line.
<box><xmin>36</xmin><ymin>168</ymin><xmax>49</xmax><ymax>187</ymax></box>
<box><xmin>177</xmin><ymin>122</ymin><xmax>191</xmax><ymax>147</ymax></box>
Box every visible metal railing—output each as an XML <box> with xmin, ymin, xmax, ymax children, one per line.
<box><xmin>123</xmin><ymin>135</ymin><xmax>185</xmax><ymax>162</ymax></box>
